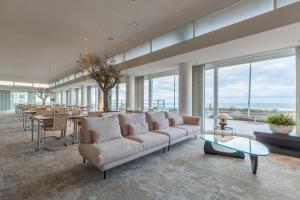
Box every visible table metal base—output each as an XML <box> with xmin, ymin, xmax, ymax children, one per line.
<box><xmin>204</xmin><ymin>141</ymin><xmax>245</xmax><ymax>159</ymax></box>
<box><xmin>204</xmin><ymin>141</ymin><xmax>258</xmax><ymax>174</ymax></box>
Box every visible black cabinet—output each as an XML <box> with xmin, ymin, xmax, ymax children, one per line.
<box><xmin>254</xmin><ymin>131</ymin><xmax>300</xmax><ymax>158</ymax></box>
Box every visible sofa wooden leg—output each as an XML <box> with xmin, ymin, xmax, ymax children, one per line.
<box><xmin>83</xmin><ymin>157</ymin><xmax>86</xmax><ymax>163</ymax></box>
<box><xmin>103</xmin><ymin>171</ymin><xmax>106</xmax><ymax>180</ymax></box>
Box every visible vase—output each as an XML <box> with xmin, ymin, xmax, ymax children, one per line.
<box><xmin>269</xmin><ymin>124</ymin><xmax>294</xmax><ymax>134</ymax></box>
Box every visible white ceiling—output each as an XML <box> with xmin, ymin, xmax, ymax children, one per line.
<box><xmin>0</xmin><ymin>0</ymin><xmax>238</xmax><ymax>83</ymax></box>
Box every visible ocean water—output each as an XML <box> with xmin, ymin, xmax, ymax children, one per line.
<box><xmin>218</xmin><ymin>103</ymin><xmax>295</xmax><ymax>110</ymax></box>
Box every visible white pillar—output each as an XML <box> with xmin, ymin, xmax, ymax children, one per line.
<box><xmin>81</xmin><ymin>86</ymin><xmax>88</xmax><ymax>106</ymax></box>
<box><xmin>62</xmin><ymin>90</ymin><xmax>67</xmax><ymax>106</ymax></box>
<box><xmin>126</xmin><ymin>76</ymin><xmax>135</xmax><ymax>110</ymax></box>
<box><xmin>179</xmin><ymin>63</ymin><xmax>193</xmax><ymax>115</ymax></box>
<box><xmin>55</xmin><ymin>91</ymin><xmax>61</xmax><ymax>104</ymax></box>
<box><xmin>71</xmin><ymin>88</ymin><xmax>77</xmax><ymax>105</ymax></box>
<box><xmin>296</xmin><ymin>47</ymin><xmax>300</xmax><ymax>134</ymax></box>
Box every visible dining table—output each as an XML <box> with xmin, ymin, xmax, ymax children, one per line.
<box><xmin>31</xmin><ymin>114</ymin><xmax>87</xmax><ymax>151</ymax></box>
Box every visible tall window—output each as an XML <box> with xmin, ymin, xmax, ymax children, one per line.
<box><xmin>118</xmin><ymin>83</ymin><xmax>126</xmax><ymax>110</ymax></box>
<box><xmin>152</xmin><ymin>74</ymin><xmax>178</xmax><ymax>111</ymax></box>
<box><xmin>110</xmin><ymin>87</ymin><xmax>117</xmax><ymax>111</ymax></box>
<box><xmin>251</xmin><ymin>57</ymin><xmax>296</xmax><ymax>120</ymax></box>
<box><xmin>90</xmin><ymin>86</ymin><xmax>98</xmax><ymax>111</ymax></box>
<box><xmin>144</xmin><ymin>78</ymin><xmax>149</xmax><ymax>110</ymax></box>
<box><xmin>204</xmin><ymin>55</ymin><xmax>296</xmax><ymax>135</ymax></box>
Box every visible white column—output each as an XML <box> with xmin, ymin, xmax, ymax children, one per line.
<box><xmin>55</xmin><ymin>91</ymin><xmax>61</xmax><ymax>104</ymax></box>
<box><xmin>81</xmin><ymin>86</ymin><xmax>88</xmax><ymax>106</ymax></box>
<box><xmin>126</xmin><ymin>76</ymin><xmax>135</xmax><ymax>110</ymax></box>
<box><xmin>62</xmin><ymin>90</ymin><xmax>67</xmax><ymax>105</ymax></box>
<box><xmin>70</xmin><ymin>88</ymin><xmax>77</xmax><ymax>105</ymax></box>
<box><xmin>296</xmin><ymin>47</ymin><xmax>300</xmax><ymax>134</ymax></box>
<box><xmin>179</xmin><ymin>62</ymin><xmax>193</xmax><ymax>115</ymax></box>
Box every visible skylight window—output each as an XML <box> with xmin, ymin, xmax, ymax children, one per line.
<box><xmin>33</xmin><ymin>83</ymin><xmax>49</xmax><ymax>88</ymax></box>
<box><xmin>0</xmin><ymin>80</ymin><xmax>14</xmax><ymax>86</ymax></box>
<box><xmin>14</xmin><ymin>82</ymin><xmax>33</xmax><ymax>87</ymax></box>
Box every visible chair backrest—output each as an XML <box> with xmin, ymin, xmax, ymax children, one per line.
<box><xmin>70</xmin><ymin>107</ymin><xmax>81</xmax><ymax>116</ymax></box>
<box><xmin>53</xmin><ymin>114</ymin><xmax>68</xmax><ymax>131</ymax></box>
<box><xmin>36</xmin><ymin>107</ymin><xmax>46</xmax><ymax>115</ymax></box>
<box><xmin>88</xmin><ymin>112</ymin><xmax>102</xmax><ymax>117</ymax></box>
<box><xmin>43</xmin><ymin>109</ymin><xmax>54</xmax><ymax>116</ymax></box>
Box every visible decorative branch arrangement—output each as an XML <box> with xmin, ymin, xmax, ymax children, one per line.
<box><xmin>77</xmin><ymin>51</ymin><xmax>123</xmax><ymax>112</ymax></box>
<box><xmin>36</xmin><ymin>88</ymin><xmax>50</xmax><ymax>105</ymax></box>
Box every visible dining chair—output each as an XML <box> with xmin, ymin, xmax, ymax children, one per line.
<box><xmin>88</xmin><ymin>112</ymin><xmax>103</xmax><ymax>117</ymax></box>
<box><xmin>42</xmin><ymin>113</ymin><xmax>68</xmax><ymax>140</ymax></box>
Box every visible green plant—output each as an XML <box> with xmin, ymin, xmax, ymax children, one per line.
<box><xmin>267</xmin><ymin>114</ymin><xmax>295</xmax><ymax>126</ymax></box>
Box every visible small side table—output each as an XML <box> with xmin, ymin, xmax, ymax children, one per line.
<box><xmin>214</xmin><ymin>126</ymin><xmax>235</xmax><ymax>136</ymax></box>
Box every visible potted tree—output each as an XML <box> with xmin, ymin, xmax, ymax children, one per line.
<box><xmin>77</xmin><ymin>51</ymin><xmax>123</xmax><ymax>112</ymax></box>
<box><xmin>267</xmin><ymin>114</ymin><xmax>295</xmax><ymax>134</ymax></box>
<box><xmin>36</xmin><ymin>88</ymin><xmax>50</xmax><ymax>105</ymax></box>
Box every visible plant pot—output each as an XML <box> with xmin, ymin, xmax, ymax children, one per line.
<box><xmin>269</xmin><ymin>124</ymin><xmax>294</xmax><ymax>134</ymax></box>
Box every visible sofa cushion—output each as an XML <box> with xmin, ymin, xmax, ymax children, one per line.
<box><xmin>128</xmin><ymin>121</ymin><xmax>149</xmax><ymax>135</ymax></box>
<box><xmin>78</xmin><ymin>137</ymin><xmax>143</xmax><ymax>166</ymax></box>
<box><xmin>85</xmin><ymin>115</ymin><xmax>122</xmax><ymax>143</ymax></box>
<box><xmin>125</xmin><ymin>132</ymin><xmax>169</xmax><ymax>149</ymax></box>
<box><xmin>145</xmin><ymin>111</ymin><xmax>168</xmax><ymax>131</ymax></box>
<box><xmin>165</xmin><ymin>111</ymin><xmax>184</xmax><ymax>126</ymax></box>
<box><xmin>154</xmin><ymin>119</ymin><xmax>169</xmax><ymax>130</ymax></box>
<box><xmin>175</xmin><ymin>124</ymin><xmax>200</xmax><ymax>135</ymax></box>
<box><xmin>154</xmin><ymin>127</ymin><xmax>187</xmax><ymax>140</ymax></box>
<box><xmin>118</xmin><ymin>113</ymin><xmax>147</xmax><ymax>136</ymax></box>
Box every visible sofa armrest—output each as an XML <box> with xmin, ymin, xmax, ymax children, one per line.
<box><xmin>182</xmin><ymin>116</ymin><xmax>201</xmax><ymax>126</ymax></box>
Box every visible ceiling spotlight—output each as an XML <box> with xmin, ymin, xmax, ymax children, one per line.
<box><xmin>131</xmin><ymin>0</ymin><xmax>135</xmax><ymax>3</ymax></box>
<box><xmin>129</xmin><ymin>21</ymin><xmax>138</xmax><ymax>28</ymax></box>
<box><xmin>83</xmin><ymin>37</ymin><xmax>88</xmax><ymax>41</ymax></box>
<box><xmin>132</xmin><ymin>37</ymin><xmax>136</xmax><ymax>40</ymax></box>
<box><xmin>107</xmin><ymin>37</ymin><xmax>114</xmax><ymax>41</ymax></box>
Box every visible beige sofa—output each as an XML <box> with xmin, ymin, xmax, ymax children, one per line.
<box><xmin>78</xmin><ymin>112</ymin><xmax>200</xmax><ymax>179</ymax></box>
<box><xmin>146</xmin><ymin>111</ymin><xmax>201</xmax><ymax>149</ymax></box>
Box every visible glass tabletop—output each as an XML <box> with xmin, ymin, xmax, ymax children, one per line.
<box><xmin>201</xmin><ymin>134</ymin><xmax>269</xmax><ymax>156</ymax></box>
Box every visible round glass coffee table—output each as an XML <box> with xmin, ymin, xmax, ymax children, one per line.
<box><xmin>201</xmin><ymin>134</ymin><xmax>269</xmax><ymax>174</ymax></box>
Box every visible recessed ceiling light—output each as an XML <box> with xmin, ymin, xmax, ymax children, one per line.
<box><xmin>129</xmin><ymin>21</ymin><xmax>138</xmax><ymax>28</ymax></box>
<box><xmin>107</xmin><ymin>37</ymin><xmax>114</xmax><ymax>41</ymax></box>
<box><xmin>132</xmin><ymin>37</ymin><xmax>136</xmax><ymax>40</ymax></box>
<box><xmin>83</xmin><ymin>37</ymin><xmax>88</xmax><ymax>41</ymax></box>
<box><xmin>131</xmin><ymin>0</ymin><xmax>135</xmax><ymax>3</ymax></box>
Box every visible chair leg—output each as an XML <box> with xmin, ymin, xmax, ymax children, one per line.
<box><xmin>167</xmin><ymin>146</ymin><xmax>170</xmax><ymax>151</ymax></box>
<box><xmin>43</xmin><ymin>130</ymin><xmax>46</xmax><ymax>142</ymax></box>
<box><xmin>83</xmin><ymin>157</ymin><xmax>86</xmax><ymax>163</ymax></box>
<box><xmin>163</xmin><ymin>148</ymin><xmax>166</xmax><ymax>153</ymax></box>
<box><xmin>103</xmin><ymin>171</ymin><xmax>106</xmax><ymax>180</ymax></box>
